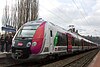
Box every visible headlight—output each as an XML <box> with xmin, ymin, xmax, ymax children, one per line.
<box><xmin>12</xmin><ymin>40</ymin><xmax>15</xmax><ymax>47</ymax></box>
<box><xmin>26</xmin><ymin>42</ymin><xmax>31</xmax><ymax>47</ymax></box>
<box><xmin>32</xmin><ymin>42</ymin><xmax>37</xmax><ymax>46</ymax></box>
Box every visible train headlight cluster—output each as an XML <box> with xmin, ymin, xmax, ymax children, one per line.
<box><xmin>32</xmin><ymin>42</ymin><xmax>37</xmax><ymax>46</ymax></box>
<box><xmin>26</xmin><ymin>42</ymin><xmax>31</xmax><ymax>47</ymax></box>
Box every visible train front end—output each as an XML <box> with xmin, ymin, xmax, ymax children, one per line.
<box><xmin>11</xmin><ymin>20</ymin><xmax>46</xmax><ymax>60</ymax></box>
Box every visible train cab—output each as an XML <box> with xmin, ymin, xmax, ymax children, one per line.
<box><xmin>12</xmin><ymin>20</ymin><xmax>46</xmax><ymax>59</ymax></box>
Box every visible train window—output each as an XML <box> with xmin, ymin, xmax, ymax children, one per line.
<box><xmin>74</xmin><ymin>38</ymin><xmax>79</xmax><ymax>46</ymax></box>
<box><xmin>56</xmin><ymin>32</ymin><xmax>67</xmax><ymax>46</ymax></box>
<box><xmin>66</xmin><ymin>34</ymin><xmax>68</xmax><ymax>46</ymax></box>
<box><xmin>23</xmin><ymin>25</ymin><xmax>39</xmax><ymax>29</ymax></box>
<box><xmin>72</xmin><ymin>37</ymin><xmax>75</xmax><ymax>46</ymax></box>
<box><xmin>84</xmin><ymin>41</ymin><xmax>87</xmax><ymax>46</ymax></box>
<box><xmin>16</xmin><ymin>25</ymin><xmax>39</xmax><ymax>38</ymax></box>
<box><xmin>84</xmin><ymin>41</ymin><xmax>86</xmax><ymax>46</ymax></box>
<box><xmin>17</xmin><ymin>29</ymin><xmax>36</xmax><ymax>37</ymax></box>
<box><xmin>81</xmin><ymin>40</ymin><xmax>84</xmax><ymax>46</ymax></box>
<box><xmin>54</xmin><ymin>33</ymin><xmax>58</xmax><ymax>46</ymax></box>
<box><xmin>50</xmin><ymin>30</ymin><xmax>53</xmax><ymax>37</ymax></box>
<box><xmin>78</xmin><ymin>40</ymin><xmax>81</xmax><ymax>46</ymax></box>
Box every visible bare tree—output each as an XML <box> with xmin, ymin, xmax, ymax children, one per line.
<box><xmin>10</xmin><ymin>5</ymin><xmax>18</xmax><ymax>29</ymax></box>
<box><xmin>2</xmin><ymin>0</ymin><xmax>39</xmax><ymax>30</ymax></box>
<box><xmin>2</xmin><ymin>2</ymin><xmax>10</xmax><ymax>27</ymax></box>
<box><xmin>17</xmin><ymin>0</ymin><xmax>39</xmax><ymax>29</ymax></box>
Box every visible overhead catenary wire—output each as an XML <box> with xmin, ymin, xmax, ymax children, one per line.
<box><xmin>45</xmin><ymin>0</ymin><xmax>89</xmax><ymax>30</ymax></box>
<box><xmin>39</xmin><ymin>0</ymin><xmax>96</xmax><ymax>36</ymax></box>
<box><xmin>72</xmin><ymin>0</ymin><xmax>94</xmax><ymax>28</ymax></box>
<box><xmin>79</xmin><ymin>0</ymin><xmax>97</xmax><ymax>31</ymax></box>
<box><xmin>39</xmin><ymin>7</ymin><xmax>69</xmax><ymax>28</ymax></box>
<box><xmin>39</xmin><ymin>1</ymin><xmax>81</xmax><ymax>30</ymax></box>
<box><xmin>39</xmin><ymin>4</ymin><xmax>71</xmax><ymax>26</ymax></box>
<box><xmin>71</xmin><ymin>0</ymin><xmax>95</xmax><ymax>35</ymax></box>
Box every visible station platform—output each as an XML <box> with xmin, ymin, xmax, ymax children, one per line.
<box><xmin>88</xmin><ymin>51</ymin><xmax>100</xmax><ymax>67</ymax></box>
<box><xmin>0</xmin><ymin>52</ymin><xmax>11</xmax><ymax>58</ymax></box>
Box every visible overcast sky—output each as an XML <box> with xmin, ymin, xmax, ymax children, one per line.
<box><xmin>0</xmin><ymin>0</ymin><xmax>100</xmax><ymax>36</ymax></box>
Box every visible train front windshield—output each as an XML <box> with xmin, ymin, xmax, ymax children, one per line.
<box><xmin>16</xmin><ymin>25</ymin><xmax>39</xmax><ymax>38</ymax></box>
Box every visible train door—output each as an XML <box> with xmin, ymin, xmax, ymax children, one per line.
<box><xmin>81</xmin><ymin>39</ymin><xmax>84</xmax><ymax>50</ymax></box>
<box><xmin>49</xmin><ymin>30</ymin><xmax>54</xmax><ymax>54</ymax></box>
<box><xmin>80</xmin><ymin>39</ymin><xmax>84</xmax><ymax>50</ymax></box>
<box><xmin>67</xmin><ymin>33</ymin><xmax>72</xmax><ymax>52</ymax></box>
<box><xmin>88</xmin><ymin>43</ymin><xmax>90</xmax><ymax>50</ymax></box>
<box><xmin>66</xmin><ymin>33</ymin><xmax>68</xmax><ymax>52</ymax></box>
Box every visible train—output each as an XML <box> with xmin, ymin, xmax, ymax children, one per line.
<box><xmin>11</xmin><ymin>18</ymin><xmax>98</xmax><ymax>60</ymax></box>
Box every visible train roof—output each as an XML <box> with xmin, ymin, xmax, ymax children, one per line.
<box><xmin>22</xmin><ymin>19</ymin><xmax>97</xmax><ymax>45</ymax></box>
<box><xmin>68</xmin><ymin>31</ymin><xmax>94</xmax><ymax>43</ymax></box>
<box><xmin>23</xmin><ymin>19</ymin><xmax>47</xmax><ymax>26</ymax></box>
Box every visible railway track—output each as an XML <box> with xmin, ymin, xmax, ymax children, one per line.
<box><xmin>42</xmin><ymin>49</ymin><xmax>99</xmax><ymax>67</ymax></box>
<box><xmin>0</xmin><ymin>49</ymin><xmax>99</xmax><ymax>67</ymax></box>
<box><xmin>63</xmin><ymin>49</ymin><xmax>99</xmax><ymax>67</ymax></box>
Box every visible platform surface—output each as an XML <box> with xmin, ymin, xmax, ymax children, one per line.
<box><xmin>0</xmin><ymin>52</ymin><xmax>11</xmax><ymax>58</ymax></box>
<box><xmin>88</xmin><ymin>51</ymin><xmax>100</xmax><ymax>67</ymax></box>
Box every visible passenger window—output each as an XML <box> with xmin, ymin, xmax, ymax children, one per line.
<box><xmin>50</xmin><ymin>30</ymin><xmax>52</xmax><ymax>37</ymax></box>
<box><xmin>57</xmin><ymin>32</ymin><xmax>67</xmax><ymax>46</ymax></box>
<box><xmin>72</xmin><ymin>37</ymin><xmax>75</xmax><ymax>46</ymax></box>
